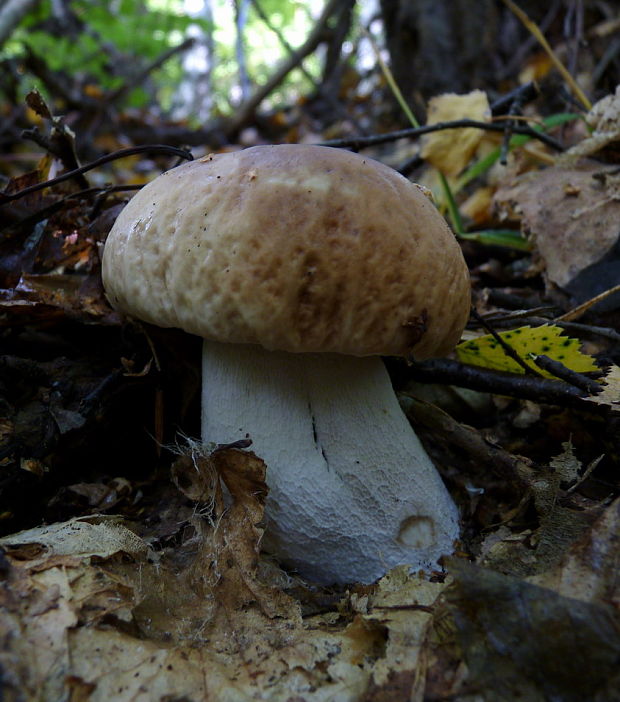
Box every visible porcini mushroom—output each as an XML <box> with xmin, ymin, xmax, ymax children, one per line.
<box><xmin>102</xmin><ymin>144</ymin><xmax>470</xmax><ymax>585</ymax></box>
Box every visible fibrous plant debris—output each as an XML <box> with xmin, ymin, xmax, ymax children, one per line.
<box><xmin>1</xmin><ymin>445</ymin><xmax>619</xmax><ymax>701</ymax></box>
<box><xmin>0</xmin><ymin>447</ymin><xmax>446</xmax><ymax>702</ymax></box>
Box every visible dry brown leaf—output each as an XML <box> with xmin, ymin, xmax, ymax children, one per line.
<box><xmin>529</xmin><ymin>496</ymin><xmax>620</xmax><ymax>606</ymax></box>
<box><xmin>549</xmin><ymin>439</ymin><xmax>582</xmax><ymax>483</ymax></box>
<box><xmin>196</xmin><ymin>446</ymin><xmax>299</xmax><ymax>621</ymax></box>
<box><xmin>0</xmin><ymin>492</ymin><xmax>449</xmax><ymax>702</ymax></box>
<box><xmin>362</xmin><ymin>566</ymin><xmax>445</xmax><ymax>697</ymax></box>
<box><xmin>421</xmin><ymin>90</ymin><xmax>491</xmax><ymax>176</ymax></box>
<box><xmin>460</xmin><ymin>185</ymin><xmax>494</xmax><ymax>225</ymax></box>
<box><xmin>0</xmin><ymin>515</ymin><xmax>149</xmax><ymax>568</ymax></box>
<box><xmin>494</xmin><ymin>163</ymin><xmax>620</xmax><ymax>301</ymax></box>
<box><xmin>443</xmin><ymin>558</ymin><xmax>620</xmax><ymax>701</ymax></box>
<box><xmin>0</xmin><ymin>545</ymin><xmax>448</xmax><ymax>701</ymax></box>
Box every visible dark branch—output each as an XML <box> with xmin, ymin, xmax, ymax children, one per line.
<box><xmin>408</xmin><ymin>358</ymin><xmax>596</xmax><ymax>408</ymax></box>
<box><xmin>532</xmin><ymin>355</ymin><xmax>604</xmax><ymax>394</ymax></box>
<box><xmin>0</xmin><ymin>145</ymin><xmax>193</xmax><ymax>205</ymax></box>
<box><xmin>317</xmin><ymin>118</ymin><xmax>565</xmax><ymax>152</ymax></box>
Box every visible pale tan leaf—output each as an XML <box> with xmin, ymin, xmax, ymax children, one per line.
<box><xmin>585</xmin><ymin>364</ymin><xmax>620</xmax><ymax>411</ymax></box>
<box><xmin>494</xmin><ymin>163</ymin><xmax>620</xmax><ymax>292</ymax></box>
<box><xmin>550</xmin><ymin>440</ymin><xmax>582</xmax><ymax>483</ymax></box>
<box><xmin>0</xmin><ymin>515</ymin><xmax>148</xmax><ymax>569</ymax></box>
<box><xmin>421</xmin><ymin>90</ymin><xmax>491</xmax><ymax>176</ymax></box>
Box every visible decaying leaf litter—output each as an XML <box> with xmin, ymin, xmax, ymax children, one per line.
<box><xmin>2</xmin><ymin>16</ymin><xmax>620</xmax><ymax>702</ymax></box>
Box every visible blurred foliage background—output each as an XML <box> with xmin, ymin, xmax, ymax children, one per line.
<box><xmin>1</xmin><ymin>0</ymin><xmax>619</xmax><ymax>160</ymax></box>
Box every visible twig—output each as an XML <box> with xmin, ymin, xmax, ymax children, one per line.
<box><xmin>532</xmin><ymin>354</ymin><xmax>604</xmax><ymax>394</ymax></box>
<box><xmin>473</xmin><ymin>308</ymin><xmax>620</xmax><ymax>343</ymax></box>
<box><xmin>550</xmin><ymin>321</ymin><xmax>620</xmax><ymax>343</ymax></box>
<box><xmin>79</xmin><ymin>369</ymin><xmax>125</xmax><ymax>417</ymax></box>
<box><xmin>497</xmin><ymin>85</ymin><xmax>535</xmax><ymax>165</ymax></box>
<box><xmin>555</xmin><ymin>283</ymin><xmax>620</xmax><ymax>322</ymax></box>
<box><xmin>401</xmin><ymin>394</ymin><xmax>535</xmax><ymax>487</ymax></box>
<box><xmin>250</xmin><ymin>0</ymin><xmax>316</xmax><ymax>87</ymax></box>
<box><xmin>250</xmin><ymin>0</ymin><xmax>363</xmax><ymax>135</ymax></box>
<box><xmin>490</xmin><ymin>81</ymin><xmax>540</xmax><ymax>115</ymax></box>
<box><xmin>318</xmin><ymin>118</ymin><xmax>564</xmax><ymax>152</ymax></box>
<box><xmin>501</xmin><ymin>0</ymin><xmax>592</xmax><ymax>110</ymax></box>
<box><xmin>408</xmin><ymin>358</ymin><xmax>595</xmax><ymax>408</ymax></box>
<box><xmin>482</xmin><ymin>307</ymin><xmax>557</xmax><ymax>322</ymax></box>
<box><xmin>480</xmin><ymin>315</ymin><xmax>620</xmax><ymax>344</ymax></box>
<box><xmin>471</xmin><ymin>307</ymin><xmax>543</xmax><ymax>376</ymax></box>
<box><xmin>0</xmin><ymin>183</ymin><xmax>142</xmax><ymax>234</ymax></box>
<box><xmin>565</xmin><ymin>454</ymin><xmax>605</xmax><ymax>494</ymax></box>
<box><xmin>0</xmin><ymin>145</ymin><xmax>193</xmax><ymax>204</ymax></box>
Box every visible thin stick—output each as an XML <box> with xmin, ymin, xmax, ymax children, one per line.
<box><xmin>360</xmin><ymin>26</ymin><xmax>419</xmax><ymax>128</ymax></box>
<box><xmin>555</xmin><ymin>284</ymin><xmax>620</xmax><ymax>322</ymax></box>
<box><xmin>1</xmin><ymin>145</ymin><xmax>193</xmax><ymax>204</ymax></box>
<box><xmin>501</xmin><ymin>0</ymin><xmax>592</xmax><ymax>110</ymax></box>
<box><xmin>532</xmin><ymin>355</ymin><xmax>603</xmax><ymax>394</ymax></box>
<box><xmin>318</xmin><ymin>119</ymin><xmax>564</xmax><ymax>152</ymax></box>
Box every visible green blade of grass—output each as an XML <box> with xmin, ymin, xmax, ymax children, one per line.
<box><xmin>458</xmin><ymin>228</ymin><xmax>532</xmax><ymax>250</ymax></box>
<box><xmin>456</xmin><ymin>113</ymin><xmax>581</xmax><ymax>191</ymax></box>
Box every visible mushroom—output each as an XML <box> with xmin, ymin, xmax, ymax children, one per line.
<box><xmin>102</xmin><ymin>144</ymin><xmax>470</xmax><ymax>585</ymax></box>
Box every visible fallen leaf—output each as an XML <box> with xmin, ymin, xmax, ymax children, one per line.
<box><xmin>444</xmin><ymin>558</ymin><xmax>620</xmax><ymax>701</ymax></box>
<box><xmin>459</xmin><ymin>185</ymin><xmax>494</xmax><ymax>225</ymax></box>
<box><xmin>456</xmin><ymin>324</ymin><xmax>599</xmax><ymax>377</ymax></box>
<box><xmin>529</xmin><ymin>496</ymin><xmax>620</xmax><ymax>607</ymax></box>
<box><xmin>0</xmin><ymin>515</ymin><xmax>149</xmax><ymax>569</ymax></box>
<box><xmin>421</xmin><ymin>90</ymin><xmax>491</xmax><ymax>176</ymax></box>
<box><xmin>0</xmin><ymin>472</ymin><xmax>450</xmax><ymax>702</ymax></box>
<box><xmin>494</xmin><ymin>163</ymin><xmax>620</xmax><ymax>305</ymax></box>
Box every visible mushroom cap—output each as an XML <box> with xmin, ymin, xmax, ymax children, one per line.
<box><xmin>102</xmin><ymin>144</ymin><xmax>470</xmax><ymax>359</ymax></box>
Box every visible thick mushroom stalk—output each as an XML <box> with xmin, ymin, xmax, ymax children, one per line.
<box><xmin>202</xmin><ymin>340</ymin><xmax>459</xmax><ymax>585</ymax></box>
<box><xmin>101</xmin><ymin>145</ymin><xmax>471</xmax><ymax>584</ymax></box>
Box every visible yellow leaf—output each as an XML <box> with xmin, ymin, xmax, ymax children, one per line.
<box><xmin>518</xmin><ymin>51</ymin><xmax>554</xmax><ymax>84</ymax></box>
<box><xmin>420</xmin><ymin>90</ymin><xmax>491</xmax><ymax>176</ymax></box>
<box><xmin>460</xmin><ymin>185</ymin><xmax>494</xmax><ymax>225</ymax></box>
<box><xmin>456</xmin><ymin>324</ymin><xmax>599</xmax><ymax>377</ymax></box>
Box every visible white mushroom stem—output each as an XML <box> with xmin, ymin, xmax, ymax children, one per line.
<box><xmin>201</xmin><ymin>340</ymin><xmax>459</xmax><ymax>585</ymax></box>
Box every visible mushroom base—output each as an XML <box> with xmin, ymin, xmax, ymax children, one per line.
<box><xmin>201</xmin><ymin>340</ymin><xmax>459</xmax><ymax>585</ymax></box>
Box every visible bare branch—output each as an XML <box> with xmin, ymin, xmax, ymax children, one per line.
<box><xmin>318</xmin><ymin>118</ymin><xmax>565</xmax><ymax>152</ymax></box>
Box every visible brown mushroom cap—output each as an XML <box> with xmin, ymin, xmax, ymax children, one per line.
<box><xmin>102</xmin><ymin>144</ymin><xmax>470</xmax><ymax>359</ymax></box>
